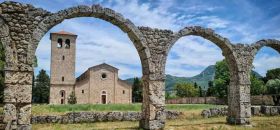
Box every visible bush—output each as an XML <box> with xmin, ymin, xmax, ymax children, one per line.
<box><xmin>68</xmin><ymin>91</ymin><xmax>77</xmax><ymax>104</ymax></box>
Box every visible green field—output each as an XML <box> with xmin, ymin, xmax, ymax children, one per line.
<box><xmin>1</xmin><ymin>104</ymin><xmax>280</xmax><ymax>130</ymax></box>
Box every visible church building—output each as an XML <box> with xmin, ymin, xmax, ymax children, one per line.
<box><xmin>49</xmin><ymin>31</ymin><xmax>132</xmax><ymax>104</ymax></box>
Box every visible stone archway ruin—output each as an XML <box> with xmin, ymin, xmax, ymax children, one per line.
<box><xmin>0</xmin><ymin>1</ymin><xmax>280</xmax><ymax>130</ymax></box>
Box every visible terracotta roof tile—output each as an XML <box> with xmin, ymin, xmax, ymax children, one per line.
<box><xmin>51</xmin><ymin>31</ymin><xmax>77</xmax><ymax>36</ymax></box>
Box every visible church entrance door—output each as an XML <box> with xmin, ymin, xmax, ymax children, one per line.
<box><xmin>102</xmin><ymin>95</ymin><xmax>106</xmax><ymax>104</ymax></box>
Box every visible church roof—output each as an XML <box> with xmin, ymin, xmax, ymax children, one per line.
<box><xmin>89</xmin><ymin>63</ymin><xmax>119</xmax><ymax>71</ymax></box>
<box><xmin>51</xmin><ymin>30</ymin><xmax>77</xmax><ymax>36</ymax></box>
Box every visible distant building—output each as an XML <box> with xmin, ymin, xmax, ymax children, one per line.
<box><xmin>49</xmin><ymin>31</ymin><xmax>132</xmax><ymax>104</ymax></box>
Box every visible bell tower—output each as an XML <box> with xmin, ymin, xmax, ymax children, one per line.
<box><xmin>49</xmin><ymin>31</ymin><xmax>77</xmax><ymax>104</ymax></box>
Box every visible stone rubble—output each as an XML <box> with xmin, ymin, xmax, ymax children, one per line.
<box><xmin>202</xmin><ymin>106</ymin><xmax>280</xmax><ymax>118</ymax></box>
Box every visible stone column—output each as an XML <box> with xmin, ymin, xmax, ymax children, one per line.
<box><xmin>140</xmin><ymin>75</ymin><xmax>166</xmax><ymax>129</ymax></box>
<box><xmin>138</xmin><ymin>27</ymin><xmax>173</xmax><ymax>130</ymax></box>
<box><xmin>4</xmin><ymin>70</ymin><xmax>33</xmax><ymax>130</ymax></box>
<box><xmin>227</xmin><ymin>44</ymin><xmax>254</xmax><ymax>125</ymax></box>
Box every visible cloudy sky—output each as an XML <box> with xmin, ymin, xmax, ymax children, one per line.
<box><xmin>8</xmin><ymin>0</ymin><xmax>280</xmax><ymax>79</ymax></box>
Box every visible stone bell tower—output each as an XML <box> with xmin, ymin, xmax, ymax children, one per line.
<box><xmin>49</xmin><ymin>31</ymin><xmax>77</xmax><ymax>104</ymax></box>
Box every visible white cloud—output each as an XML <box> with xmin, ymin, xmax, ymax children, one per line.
<box><xmin>34</xmin><ymin>0</ymin><xmax>280</xmax><ymax>79</ymax></box>
<box><xmin>166</xmin><ymin>36</ymin><xmax>224</xmax><ymax>77</ymax></box>
<box><xmin>253</xmin><ymin>50</ymin><xmax>280</xmax><ymax>76</ymax></box>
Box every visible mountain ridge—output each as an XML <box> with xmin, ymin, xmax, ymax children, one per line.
<box><xmin>125</xmin><ymin>65</ymin><xmax>262</xmax><ymax>91</ymax></box>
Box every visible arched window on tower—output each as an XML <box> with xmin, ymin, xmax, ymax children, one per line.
<box><xmin>60</xmin><ymin>90</ymin><xmax>66</xmax><ymax>104</ymax></box>
<box><xmin>60</xmin><ymin>90</ymin><xmax>65</xmax><ymax>97</ymax></box>
<box><xmin>57</xmin><ymin>38</ymin><xmax>63</xmax><ymax>48</ymax></box>
<box><xmin>65</xmin><ymin>39</ymin><xmax>70</xmax><ymax>49</ymax></box>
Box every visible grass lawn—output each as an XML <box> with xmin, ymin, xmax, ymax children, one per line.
<box><xmin>32</xmin><ymin>116</ymin><xmax>280</xmax><ymax>130</ymax></box>
<box><xmin>1</xmin><ymin>104</ymin><xmax>280</xmax><ymax>129</ymax></box>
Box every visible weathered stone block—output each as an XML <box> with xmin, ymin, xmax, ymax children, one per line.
<box><xmin>17</xmin><ymin>124</ymin><xmax>31</xmax><ymax>130</ymax></box>
<box><xmin>107</xmin><ymin>112</ymin><xmax>123</xmax><ymax>121</ymax></box>
<box><xmin>251</xmin><ymin>106</ymin><xmax>261</xmax><ymax>115</ymax></box>
<box><xmin>261</xmin><ymin>106</ymin><xmax>271</xmax><ymax>115</ymax></box>
<box><xmin>4</xmin><ymin>84</ymin><xmax>32</xmax><ymax>103</ymax></box>
<box><xmin>77</xmin><ymin>5</ymin><xmax>92</xmax><ymax>16</ymax></box>
<box><xmin>147</xmin><ymin>120</ymin><xmax>165</xmax><ymax>130</ymax></box>
<box><xmin>123</xmin><ymin>112</ymin><xmax>141</xmax><ymax>121</ymax></box>
<box><xmin>18</xmin><ymin>104</ymin><xmax>31</xmax><ymax>124</ymax></box>
<box><xmin>201</xmin><ymin>110</ymin><xmax>211</xmax><ymax>118</ymax></box>
<box><xmin>5</xmin><ymin>71</ymin><xmax>33</xmax><ymax>85</ymax></box>
<box><xmin>238</xmin><ymin>72</ymin><xmax>251</xmax><ymax>84</ymax></box>
<box><xmin>3</xmin><ymin>103</ymin><xmax>16</xmax><ymax>123</ymax></box>
<box><xmin>240</xmin><ymin>102</ymin><xmax>251</xmax><ymax>118</ymax></box>
<box><xmin>270</xmin><ymin>107</ymin><xmax>278</xmax><ymax>116</ymax></box>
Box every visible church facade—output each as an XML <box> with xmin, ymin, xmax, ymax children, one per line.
<box><xmin>49</xmin><ymin>31</ymin><xmax>132</xmax><ymax>104</ymax></box>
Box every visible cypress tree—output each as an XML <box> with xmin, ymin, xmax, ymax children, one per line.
<box><xmin>32</xmin><ymin>69</ymin><xmax>50</xmax><ymax>103</ymax></box>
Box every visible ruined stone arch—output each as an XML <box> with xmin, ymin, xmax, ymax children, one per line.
<box><xmin>165</xmin><ymin>26</ymin><xmax>253</xmax><ymax>125</ymax></box>
<box><xmin>31</xmin><ymin>5</ymin><xmax>151</xmax><ymax>71</ymax></box>
<box><xmin>249</xmin><ymin>39</ymin><xmax>280</xmax><ymax>78</ymax></box>
<box><xmin>169</xmin><ymin>26</ymin><xmax>233</xmax><ymax>52</ymax></box>
<box><xmin>167</xmin><ymin>26</ymin><xmax>238</xmax><ymax>76</ymax></box>
<box><xmin>251</xmin><ymin>39</ymin><xmax>280</xmax><ymax>55</ymax></box>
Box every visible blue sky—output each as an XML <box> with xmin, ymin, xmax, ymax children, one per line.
<box><xmin>5</xmin><ymin>0</ymin><xmax>280</xmax><ymax>79</ymax></box>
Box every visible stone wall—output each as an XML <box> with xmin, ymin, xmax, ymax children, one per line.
<box><xmin>166</xmin><ymin>97</ymin><xmax>225</xmax><ymax>104</ymax></box>
<box><xmin>201</xmin><ymin>106</ymin><xmax>280</xmax><ymax>118</ymax></box>
<box><xmin>30</xmin><ymin>111</ymin><xmax>182</xmax><ymax>124</ymax></box>
<box><xmin>166</xmin><ymin>95</ymin><xmax>275</xmax><ymax>105</ymax></box>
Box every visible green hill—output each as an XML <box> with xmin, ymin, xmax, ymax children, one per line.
<box><xmin>125</xmin><ymin>65</ymin><xmax>262</xmax><ymax>91</ymax></box>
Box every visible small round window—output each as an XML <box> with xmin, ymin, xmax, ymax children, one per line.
<box><xmin>101</xmin><ymin>73</ymin><xmax>107</xmax><ymax>79</ymax></box>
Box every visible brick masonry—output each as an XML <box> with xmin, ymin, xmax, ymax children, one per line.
<box><xmin>0</xmin><ymin>1</ymin><xmax>280</xmax><ymax>130</ymax></box>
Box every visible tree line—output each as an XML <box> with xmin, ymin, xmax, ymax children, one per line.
<box><xmin>166</xmin><ymin>60</ymin><xmax>280</xmax><ymax>105</ymax></box>
<box><xmin>131</xmin><ymin>60</ymin><xmax>280</xmax><ymax>104</ymax></box>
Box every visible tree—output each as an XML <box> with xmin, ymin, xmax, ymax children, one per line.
<box><xmin>207</xmin><ymin>81</ymin><xmax>214</xmax><ymax>96</ymax></box>
<box><xmin>250</xmin><ymin>74</ymin><xmax>266</xmax><ymax>95</ymax></box>
<box><xmin>199</xmin><ymin>86</ymin><xmax>203</xmax><ymax>97</ymax></box>
<box><xmin>212</xmin><ymin>60</ymin><xmax>229</xmax><ymax>98</ymax></box>
<box><xmin>132</xmin><ymin>77</ymin><xmax>143</xmax><ymax>102</ymax></box>
<box><xmin>174</xmin><ymin>82</ymin><xmax>198</xmax><ymax>97</ymax></box>
<box><xmin>266</xmin><ymin>79</ymin><xmax>280</xmax><ymax>105</ymax></box>
<box><xmin>32</xmin><ymin>69</ymin><xmax>50</xmax><ymax>103</ymax></box>
<box><xmin>213</xmin><ymin>78</ymin><xmax>228</xmax><ymax>98</ymax></box>
<box><xmin>194</xmin><ymin>82</ymin><xmax>198</xmax><ymax>88</ymax></box>
<box><xmin>266</xmin><ymin>68</ymin><xmax>280</xmax><ymax>81</ymax></box>
<box><xmin>0</xmin><ymin>41</ymin><xmax>4</xmax><ymax>103</ymax></box>
<box><xmin>68</xmin><ymin>91</ymin><xmax>77</xmax><ymax>104</ymax></box>
<box><xmin>212</xmin><ymin>59</ymin><xmax>266</xmax><ymax>98</ymax></box>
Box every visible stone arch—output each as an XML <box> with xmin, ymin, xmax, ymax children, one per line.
<box><xmin>250</xmin><ymin>39</ymin><xmax>280</xmax><ymax>79</ymax></box>
<box><xmin>167</xmin><ymin>26</ymin><xmax>238</xmax><ymax>77</ymax></box>
<box><xmin>251</xmin><ymin>39</ymin><xmax>280</xmax><ymax>55</ymax></box>
<box><xmin>31</xmin><ymin>5</ymin><xmax>151</xmax><ymax>72</ymax></box>
<box><xmin>169</xmin><ymin>26</ymin><xmax>233</xmax><ymax>53</ymax></box>
<box><xmin>165</xmin><ymin>26</ymin><xmax>250</xmax><ymax>124</ymax></box>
